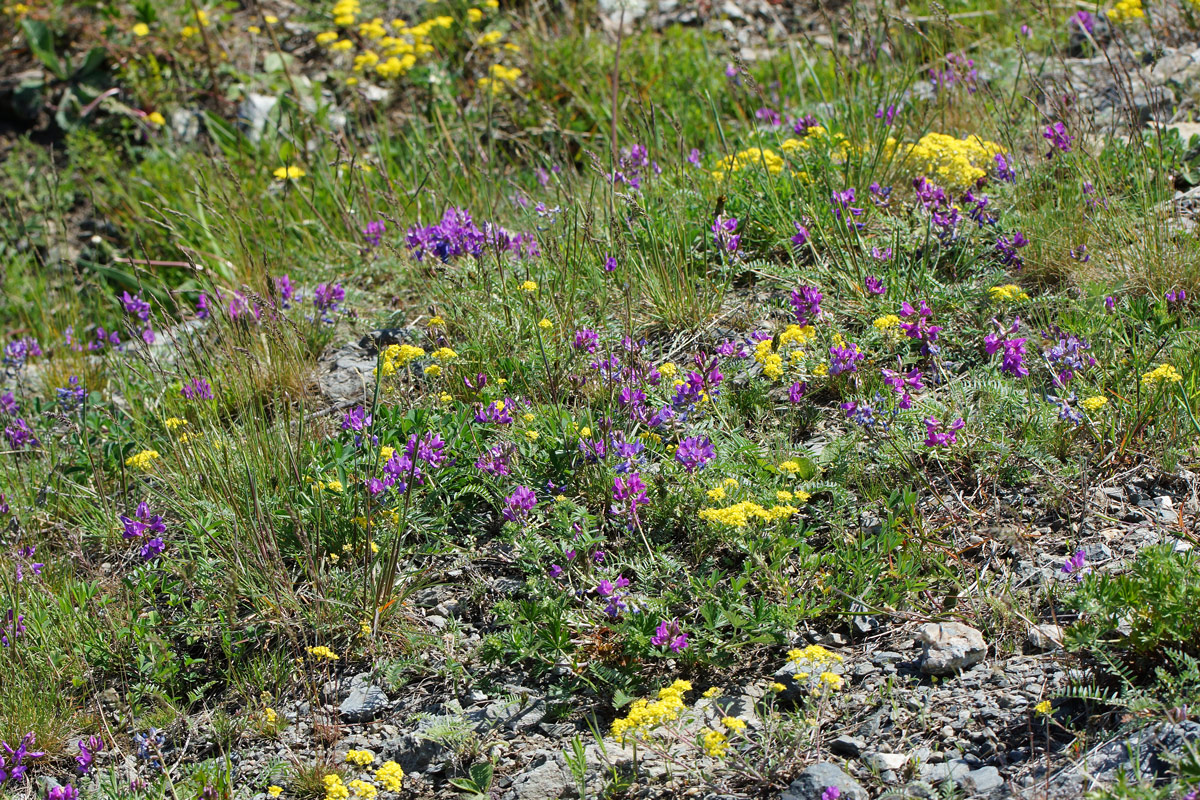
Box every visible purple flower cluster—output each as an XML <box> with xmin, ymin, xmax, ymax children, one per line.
<box><xmin>475</xmin><ymin>398</ymin><xmax>516</xmax><ymax>425</ymax></box>
<box><xmin>1</xmin><ymin>609</ymin><xmax>25</xmax><ymax>647</ymax></box>
<box><xmin>881</xmin><ymin>366</ymin><xmax>923</xmax><ymax>408</ymax></box>
<box><xmin>503</xmin><ymin>485</ymin><xmax>537</xmax><ymax>522</ymax></box>
<box><xmin>1042</xmin><ymin>327</ymin><xmax>1095</xmax><ymax>385</ymax></box>
<box><xmin>573</xmin><ymin>328</ymin><xmax>599</xmax><ymax>354</ymax></box>
<box><xmin>791</xmin><ymin>221</ymin><xmax>810</xmax><ymax>250</ymax></box>
<box><xmin>865</xmin><ymin>275</ymin><xmax>887</xmax><ymax>295</ymax></box>
<box><xmin>276</xmin><ymin>275</ymin><xmax>296</xmax><ymax>308</ymax></box>
<box><xmin>121</xmin><ymin>501</ymin><xmax>167</xmax><ymax>560</ymax></box>
<box><xmin>1061</xmin><ymin>549</ymin><xmax>1088</xmax><ymax>581</ymax></box>
<box><xmin>313</xmin><ymin>282</ymin><xmax>345</xmax><ymax>318</ymax></box>
<box><xmin>363</xmin><ymin>219</ymin><xmax>387</xmax><ymax>248</ymax></box>
<box><xmin>828</xmin><ymin>341</ymin><xmax>864</xmax><ymax>376</ymax></box>
<box><xmin>0</xmin><ymin>732</ymin><xmax>43</xmax><ymax>782</ymax></box>
<box><xmin>612</xmin><ymin>472</ymin><xmax>649</xmax><ymax>529</ymax></box>
<box><xmin>711</xmin><ymin>214</ymin><xmax>740</xmax><ymax>254</ymax></box>
<box><xmin>57</xmin><ymin>375</ymin><xmax>87</xmax><ymax>412</ymax></box>
<box><xmin>995</xmin><ymin>231</ymin><xmax>1029</xmax><ymax>268</ymax></box>
<box><xmin>121</xmin><ymin>291</ymin><xmax>156</xmax><ymax>344</ymax></box>
<box><xmin>76</xmin><ymin>735</ymin><xmax>103</xmax><ymax>775</ymax></box>
<box><xmin>651</xmin><ymin>618</ymin><xmax>689</xmax><ymax>652</ymax></box>
<box><xmin>611</xmin><ymin>144</ymin><xmax>659</xmax><ymax>189</ymax></box>
<box><xmin>371</xmin><ymin>432</ymin><xmax>447</xmax><ymax>495</ymax></box>
<box><xmin>596</xmin><ymin>574</ymin><xmax>633</xmax><ymax>616</ymax></box>
<box><xmin>1043</xmin><ymin>122</ymin><xmax>1073</xmax><ymax>155</ymax></box>
<box><xmin>985</xmin><ymin>318</ymin><xmax>1029</xmax><ymax>378</ymax></box>
<box><xmin>899</xmin><ymin>300</ymin><xmax>943</xmax><ymax>356</ymax></box>
<box><xmin>475</xmin><ymin>443</ymin><xmax>513</xmax><ymax>477</ymax></box>
<box><xmin>181</xmin><ymin>377</ymin><xmax>213</xmax><ymax>401</ymax></box>
<box><xmin>13</xmin><ymin>545</ymin><xmax>43</xmax><ymax>583</ymax></box>
<box><xmin>923</xmin><ymin>416</ymin><xmax>964</xmax><ymax>447</ymax></box>
<box><xmin>674</xmin><ymin>436</ymin><xmax>715</xmax><ymax>473</ymax></box>
<box><xmin>830</xmin><ymin>188</ymin><xmax>864</xmax><ymax>225</ymax></box>
<box><xmin>790</xmin><ymin>285</ymin><xmax>823</xmax><ymax>326</ymax></box>
<box><xmin>3</xmin><ymin>337</ymin><xmax>41</xmax><ymax>370</ymax></box>
<box><xmin>48</xmin><ymin>786</ymin><xmax>80</xmax><ymax>800</ymax></box>
<box><xmin>841</xmin><ymin>398</ymin><xmax>881</xmax><ymax>429</ymax></box>
<box><xmin>406</xmin><ymin>207</ymin><xmax>538</xmax><ymax>262</ymax></box>
<box><xmin>3</xmin><ymin>414</ymin><xmax>37</xmax><ymax>450</ymax></box>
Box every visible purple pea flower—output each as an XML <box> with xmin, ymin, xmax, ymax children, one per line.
<box><xmin>651</xmin><ymin>618</ymin><xmax>689</xmax><ymax>652</ymax></box>
<box><xmin>503</xmin><ymin>486</ymin><xmax>537</xmax><ymax>522</ymax></box>
<box><xmin>674</xmin><ymin>436</ymin><xmax>715</xmax><ymax>473</ymax></box>
<box><xmin>865</xmin><ymin>275</ymin><xmax>887</xmax><ymax>295</ymax></box>
<box><xmin>923</xmin><ymin>416</ymin><xmax>965</xmax><ymax>447</ymax></box>
<box><xmin>181</xmin><ymin>378</ymin><xmax>213</xmax><ymax>401</ymax></box>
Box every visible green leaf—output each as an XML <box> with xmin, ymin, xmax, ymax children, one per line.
<box><xmin>22</xmin><ymin>19</ymin><xmax>66</xmax><ymax>80</ymax></box>
<box><xmin>75</xmin><ymin>46</ymin><xmax>108</xmax><ymax>80</ymax></box>
<box><xmin>468</xmin><ymin>762</ymin><xmax>493</xmax><ymax>791</ymax></box>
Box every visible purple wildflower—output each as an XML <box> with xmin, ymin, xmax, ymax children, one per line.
<box><xmin>503</xmin><ymin>486</ymin><xmax>537</xmax><ymax>523</ymax></box>
<box><xmin>828</xmin><ymin>342</ymin><xmax>864</xmax><ymax>376</ymax></box>
<box><xmin>790</xmin><ymin>285</ymin><xmax>823</xmax><ymax>326</ymax></box>
<box><xmin>313</xmin><ymin>282</ymin><xmax>345</xmax><ymax>315</ymax></box>
<box><xmin>3</xmin><ymin>418</ymin><xmax>37</xmax><ymax>450</ymax></box>
<box><xmin>985</xmin><ymin>318</ymin><xmax>1029</xmax><ymax>378</ymax></box>
<box><xmin>923</xmin><ymin>416</ymin><xmax>965</xmax><ymax>447</ymax></box>
<box><xmin>788</xmin><ymin>381</ymin><xmax>808</xmax><ymax>403</ymax></box>
<box><xmin>76</xmin><ymin>736</ymin><xmax>103</xmax><ymax>776</ymax></box>
<box><xmin>276</xmin><ymin>275</ymin><xmax>295</xmax><ymax>308</ymax></box>
<box><xmin>994</xmin><ymin>153</ymin><xmax>1016</xmax><ymax>182</ymax></box>
<box><xmin>363</xmin><ymin>220</ymin><xmax>387</xmax><ymax>248</ymax></box>
<box><xmin>1061</xmin><ymin>549</ymin><xmax>1088</xmax><ymax>581</ymax></box>
<box><xmin>674</xmin><ymin>436</ymin><xmax>715</xmax><ymax>473</ymax></box>
<box><xmin>651</xmin><ymin>619</ymin><xmax>689</xmax><ymax>652</ymax></box>
<box><xmin>0</xmin><ymin>732</ymin><xmax>44</xmax><ymax>781</ymax></box>
<box><xmin>711</xmin><ymin>214</ymin><xmax>740</xmax><ymax>253</ymax></box>
<box><xmin>791</xmin><ymin>222</ymin><xmax>810</xmax><ymax>250</ymax></box>
<box><xmin>1043</xmin><ymin>122</ymin><xmax>1073</xmax><ymax>155</ymax></box>
<box><xmin>899</xmin><ymin>299</ymin><xmax>943</xmax><ymax>355</ymax></box>
<box><xmin>865</xmin><ymin>275</ymin><xmax>887</xmax><ymax>295</ymax></box>
<box><xmin>475</xmin><ymin>444</ymin><xmax>513</xmax><ymax>477</ymax></box>
<box><xmin>181</xmin><ymin>378</ymin><xmax>213</xmax><ymax>401</ymax></box>
<box><xmin>57</xmin><ymin>376</ymin><xmax>87</xmax><ymax>412</ymax></box>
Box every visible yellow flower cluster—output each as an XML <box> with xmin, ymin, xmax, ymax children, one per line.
<box><xmin>273</xmin><ymin>165</ymin><xmax>306</xmax><ymax>181</ymax></box>
<box><xmin>781</xmin><ymin>127</ymin><xmax>853</xmax><ymax>162</ymax></box>
<box><xmin>378</xmin><ymin>343</ymin><xmax>427</xmax><ymax>377</ymax></box>
<box><xmin>375</xmin><ymin>761</ymin><xmax>405</xmax><ymax>791</ymax></box>
<box><xmin>519</xmin><ymin>280</ymin><xmax>538</xmax><ymax>292</ymax></box>
<box><xmin>873</xmin><ymin>314</ymin><xmax>901</xmax><ymax>330</ymax></box>
<box><xmin>267</xmin><ymin>787</ymin><xmax>283</xmax><ymax>798</ymax></box>
<box><xmin>307</xmin><ymin>645</ymin><xmax>339</xmax><ymax>661</ymax></box>
<box><xmin>711</xmin><ymin>147</ymin><xmax>784</xmax><ymax>181</ymax></box>
<box><xmin>754</xmin><ymin>339</ymin><xmax>784</xmax><ymax>381</ymax></box>
<box><xmin>347</xmin><ymin>780</ymin><xmax>377</xmax><ymax>798</ymax></box>
<box><xmin>319</xmin><ymin>0</ymin><xmax>472</xmax><ymax>82</ymax></box>
<box><xmin>779</xmin><ymin>324</ymin><xmax>816</xmax><ymax>347</ymax></box>
<box><xmin>1107</xmin><ymin>0</ymin><xmax>1144</xmax><ymax>22</ymax></box>
<box><xmin>788</xmin><ymin>644</ymin><xmax>843</xmax><ymax>667</ymax></box>
<box><xmin>698</xmin><ymin>501</ymin><xmax>799</xmax><ymax>528</ymax></box>
<box><xmin>432</xmin><ymin>347</ymin><xmax>458</xmax><ymax>361</ymax></box>
<box><xmin>892</xmin><ymin>133</ymin><xmax>1006</xmax><ymax>190</ymax></box>
<box><xmin>323</xmin><ymin>774</ymin><xmax>349</xmax><ymax>800</ymax></box>
<box><xmin>478</xmin><ymin>63</ymin><xmax>523</xmax><ymax>94</ymax></box>
<box><xmin>345</xmin><ymin>750</ymin><xmax>375</xmax><ymax>767</ymax></box>
<box><xmin>611</xmin><ymin>679</ymin><xmax>692</xmax><ymax>741</ymax></box>
<box><xmin>164</xmin><ymin>417</ymin><xmax>189</xmax><ymax>431</ymax></box>
<box><xmin>778</xmin><ymin>460</ymin><xmax>802</xmax><ymax>474</ymax></box>
<box><xmin>125</xmin><ymin>449</ymin><xmax>160</xmax><ymax>470</ymax></box>
<box><xmin>1081</xmin><ymin>396</ymin><xmax>1108</xmax><ymax>412</ymax></box>
<box><xmin>1034</xmin><ymin>699</ymin><xmax>1053</xmax><ymax>715</ymax></box>
<box><xmin>701</xmin><ymin>727</ymin><xmax>728</xmax><ymax>757</ymax></box>
<box><xmin>989</xmin><ymin>284</ymin><xmax>1029</xmax><ymax>302</ymax></box>
<box><xmin>1141</xmin><ymin>363</ymin><xmax>1183</xmax><ymax>387</ymax></box>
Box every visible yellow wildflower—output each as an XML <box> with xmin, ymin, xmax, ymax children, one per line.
<box><xmin>519</xmin><ymin>280</ymin><xmax>537</xmax><ymax>292</ymax></box>
<box><xmin>702</xmin><ymin>687</ymin><xmax>723</xmax><ymax>698</ymax></box>
<box><xmin>247</xmin><ymin>25</ymin><xmax>261</xmax><ymax>34</ymax></box>
<box><xmin>659</xmin><ymin>362</ymin><xmax>677</xmax><ymax>378</ymax></box>
<box><xmin>538</xmin><ymin>318</ymin><xmax>552</xmax><ymax>330</ymax></box>
<box><xmin>325</xmin><ymin>480</ymin><xmax>343</xmax><ymax>493</ymax></box>
<box><xmin>1035</xmin><ymin>700</ymin><xmax>1053</xmax><ymax>715</ymax></box>
<box><xmin>778</xmin><ymin>460</ymin><xmax>801</xmax><ymax>474</ymax></box>
<box><xmin>424</xmin><ymin>364</ymin><xmax>441</xmax><ymax>377</ymax></box>
<box><xmin>525</xmin><ymin>430</ymin><xmax>539</xmax><ymax>441</ymax></box>
<box><xmin>164</xmin><ymin>417</ymin><xmax>189</xmax><ymax>431</ymax></box>
<box><xmin>132</xmin><ymin>22</ymin><xmax>150</xmax><ymax>36</ymax></box>
<box><xmin>467</xmin><ymin>8</ymin><xmax>483</xmax><ymax>21</ymax></box>
<box><xmin>345</xmin><ymin>749</ymin><xmax>375</xmax><ymax>767</ymax></box>
<box><xmin>273</xmin><ymin>165</ymin><xmax>306</xmax><ymax>180</ymax></box>
<box><xmin>125</xmin><ymin>450</ymin><xmax>160</xmax><ymax>471</ymax></box>
<box><xmin>323</xmin><ymin>774</ymin><xmax>349</xmax><ymax>800</ymax></box>
<box><xmin>267</xmin><ymin>787</ymin><xmax>283</xmax><ymax>798</ymax></box>
<box><xmin>989</xmin><ymin>284</ymin><xmax>1029</xmax><ymax>302</ymax></box>
<box><xmin>1142</xmin><ymin>363</ymin><xmax>1182</xmax><ymax>387</ymax></box>
<box><xmin>375</xmin><ymin>761</ymin><xmax>405</xmax><ymax>792</ymax></box>
<box><xmin>873</xmin><ymin>314</ymin><xmax>901</xmax><ymax>330</ymax></box>
<box><xmin>429</xmin><ymin>316</ymin><xmax>445</xmax><ymax>327</ymax></box>
<box><xmin>1107</xmin><ymin>0</ymin><xmax>1144</xmax><ymax>22</ymax></box>
<box><xmin>701</xmin><ymin>728</ymin><xmax>728</xmax><ymax>757</ymax></box>
<box><xmin>579</xmin><ymin>427</ymin><xmax>591</xmax><ymax>438</ymax></box>
<box><xmin>307</xmin><ymin>646</ymin><xmax>339</xmax><ymax>661</ymax></box>
<box><xmin>477</xmin><ymin>30</ymin><xmax>503</xmax><ymax>46</ymax></box>
<box><xmin>1081</xmin><ymin>396</ymin><xmax>1107</xmax><ymax>412</ymax></box>
<box><xmin>722</xmin><ymin>716</ymin><xmax>747</xmax><ymax>732</ymax></box>
<box><xmin>706</xmin><ymin>486</ymin><xmax>726</xmax><ymax>501</ymax></box>
<box><xmin>432</xmin><ymin>347</ymin><xmax>458</xmax><ymax>361</ymax></box>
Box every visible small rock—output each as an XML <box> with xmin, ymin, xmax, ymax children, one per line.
<box><xmin>863</xmin><ymin>751</ymin><xmax>909</xmax><ymax>772</ymax></box>
<box><xmin>511</xmin><ymin>759</ymin><xmax>570</xmax><ymax>799</ymax></box>
<box><xmin>959</xmin><ymin>766</ymin><xmax>1004</xmax><ymax>794</ymax></box>
<box><xmin>829</xmin><ymin>735</ymin><xmax>864</xmax><ymax>757</ymax></box>
<box><xmin>781</xmin><ymin>763</ymin><xmax>868</xmax><ymax>800</ymax></box>
<box><xmin>1026</xmin><ymin>624</ymin><xmax>1064</xmax><ymax>651</ymax></box>
<box><xmin>340</xmin><ymin>684</ymin><xmax>388</xmax><ymax>723</ymax></box>
<box><xmin>922</xmin><ymin>758</ymin><xmax>971</xmax><ymax>784</ymax></box>
<box><xmin>917</xmin><ymin>622</ymin><xmax>988</xmax><ymax>675</ymax></box>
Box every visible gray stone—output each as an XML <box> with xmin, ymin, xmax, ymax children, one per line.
<box><xmin>918</xmin><ymin>622</ymin><xmax>988</xmax><ymax>675</ymax></box>
<box><xmin>829</xmin><ymin>734</ymin><xmax>864</xmax><ymax>757</ymax></box>
<box><xmin>339</xmin><ymin>684</ymin><xmax>388</xmax><ymax>723</ymax></box>
<box><xmin>318</xmin><ymin>343</ymin><xmax>378</xmax><ymax>404</ymax></box>
<box><xmin>478</xmin><ymin>697</ymin><xmax>547</xmax><ymax>731</ymax></box>
<box><xmin>511</xmin><ymin>759</ymin><xmax>570</xmax><ymax>799</ymax></box>
<box><xmin>781</xmin><ymin>762</ymin><xmax>868</xmax><ymax>800</ymax></box>
<box><xmin>1026</xmin><ymin>624</ymin><xmax>1064</xmax><ymax>651</ymax></box>
<box><xmin>237</xmin><ymin>93</ymin><xmax>280</xmax><ymax>143</ymax></box>
<box><xmin>864</xmin><ymin>751</ymin><xmax>909</xmax><ymax>772</ymax></box>
<box><xmin>959</xmin><ymin>766</ymin><xmax>1004</xmax><ymax>794</ymax></box>
<box><xmin>922</xmin><ymin>758</ymin><xmax>970</xmax><ymax>784</ymax></box>
<box><xmin>1083</xmin><ymin>721</ymin><xmax>1200</xmax><ymax>783</ymax></box>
